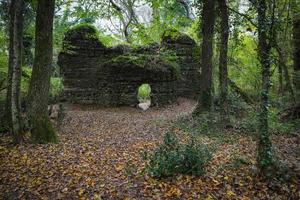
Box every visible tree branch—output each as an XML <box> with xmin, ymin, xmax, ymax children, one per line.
<box><xmin>228</xmin><ymin>6</ymin><xmax>257</xmax><ymax>28</ymax></box>
<box><xmin>178</xmin><ymin>0</ymin><xmax>190</xmax><ymax>18</ymax></box>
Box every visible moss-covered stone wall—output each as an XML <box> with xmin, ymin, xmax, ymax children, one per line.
<box><xmin>58</xmin><ymin>25</ymin><xmax>199</xmax><ymax>106</ymax></box>
<box><xmin>162</xmin><ymin>29</ymin><xmax>200</xmax><ymax>98</ymax></box>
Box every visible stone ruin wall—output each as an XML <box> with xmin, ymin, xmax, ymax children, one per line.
<box><xmin>58</xmin><ymin>26</ymin><xmax>200</xmax><ymax>106</ymax></box>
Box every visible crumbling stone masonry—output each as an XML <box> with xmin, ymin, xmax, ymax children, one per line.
<box><xmin>58</xmin><ymin>25</ymin><xmax>200</xmax><ymax>106</ymax></box>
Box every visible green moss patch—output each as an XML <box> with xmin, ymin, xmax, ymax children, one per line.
<box><xmin>162</xmin><ymin>29</ymin><xmax>196</xmax><ymax>45</ymax></box>
<box><xmin>64</xmin><ymin>23</ymin><xmax>119</xmax><ymax>48</ymax></box>
<box><xmin>66</xmin><ymin>23</ymin><xmax>99</xmax><ymax>39</ymax></box>
<box><xmin>104</xmin><ymin>53</ymin><xmax>180</xmax><ymax>74</ymax></box>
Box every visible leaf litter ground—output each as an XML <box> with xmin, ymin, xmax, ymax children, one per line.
<box><xmin>0</xmin><ymin>98</ymin><xmax>299</xmax><ymax>199</ymax></box>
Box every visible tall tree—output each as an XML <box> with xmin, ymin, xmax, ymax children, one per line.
<box><xmin>218</xmin><ymin>0</ymin><xmax>230</xmax><ymax>126</ymax></box>
<box><xmin>256</xmin><ymin>0</ymin><xmax>274</xmax><ymax>176</ymax></box>
<box><xmin>292</xmin><ymin>0</ymin><xmax>300</xmax><ymax>100</ymax></box>
<box><xmin>27</xmin><ymin>0</ymin><xmax>58</xmax><ymax>143</ymax></box>
<box><xmin>6</xmin><ymin>0</ymin><xmax>25</xmax><ymax>144</ymax></box>
<box><xmin>194</xmin><ymin>0</ymin><xmax>216</xmax><ymax>114</ymax></box>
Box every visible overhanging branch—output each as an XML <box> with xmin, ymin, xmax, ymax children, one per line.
<box><xmin>228</xmin><ymin>6</ymin><xmax>257</xmax><ymax>28</ymax></box>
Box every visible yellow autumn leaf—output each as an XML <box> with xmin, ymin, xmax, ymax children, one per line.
<box><xmin>239</xmin><ymin>181</ymin><xmax>244</xmax><ymax>187</ymax></box>
<box><xmin>226</xmin><ymin>190</ymin><xmax>236</xmax><ymax>197</ymax></box>
<box><xmin>115</xmin><ymin>164</ymin><xmax>124</xmax><ymax>172</ymax></box>
<box><xmin>212</xmin><ymin>179</ymin><xmax>220</xmax><ymax>186</ymax></box>
<box><xmin>78</xmin><ymin>188</ymin><xmax>85</xmax><ymax>196</ymax></box>
<box><xmin>205</xmin><ymin>194</ymin><xmax>214</xmax><ymax>200</ymax></box>
<box><xmin>164</xmin><ymin>186</ymin><xmax>182</xmax><ymax>198</ymax></box>
<box><xmin>242</xmin><ymin>197</ymin><xmax>251</xmax><ymax>200</ymax></box>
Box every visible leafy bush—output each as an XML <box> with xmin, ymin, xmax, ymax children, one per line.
<box><xmin>233</xmin><ymin>107</ymin><xmax>298</xmax><ymax>135</ymax></box>
<box><xmin>50</xmin><ymin>77</ymin><xmax>64</xmax><ymax>102</ymax></box>
<box><xmin>144</xmin><ymin>131</ymin><xmax>212</xmax><ymax>178</ymax></box>
<box><xmin>137</xmin><ymin>83</ymin><xmax>151</xmax><ymax>103</ymax></box>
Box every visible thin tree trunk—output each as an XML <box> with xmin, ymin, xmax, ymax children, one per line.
<box><xmin>218</xmin><ymin>0</ymin><xmax>230</xmax><ymax>126</ymax></box>
<box><xmin>257</xmin><ymin>0</ymin><xmax>274</xmax><ymax>176</ymax></box>
<box><xmin>194</xmin><ymin>0</ymin><xmax>216</xmax><ymax>114</ymax></box>
<box><xmin>6</xmin><ymin>0</ymin><xmax>24</xmax><ymax>144</ymax></box>
<box><xmin>27</xmin><ymin>0</ymin><xmax>58</xmax><ymax>143</ymax></box>
<box><xmin>278</xmin><ymin>56</ymin><xmax>283</xmax><ymax>96</ymax></box>
<box><xmin>292</xmin><ymin>0</ymin><xmax>300</xmax><ymax>100</ymax></box>
<box><xmin>280</xmin><ymin>48</ymin><xmax>295</xmax><ymax>101</ymax></box>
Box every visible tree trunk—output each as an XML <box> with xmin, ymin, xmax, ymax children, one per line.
<box><xmin>218</xmin><ymin>0</ymin><xmax>230</xmax><ymax>126</ymax></box>
<box><xmin>27</xmin><ymin>0</ymin><xmax>58</xmax><ymax>143</ymax></box>
<box><xmin>256</xmin><ymin>0</ymin><xmax>274</xmax><ymax>176</ymax></box>
<box><xmin>292</xmin><ymin>0</ymin><xmax>300</xmax><ymax>101</ymax></box>
<box><xmin>276</xmin><ymin>46</ymin><xmax>295</xmax><ymax>102</ymax></box>
<box><xmin>278</xmin><ymin>55</ymin><xmax>283</xmax><ymax>97</ymax></box>
<box><xmin>6</xmin><ymin>0</ymin><xmax>25</xmax><ymax>144</ymax></box>
<box><xmin>194</xmin><ymin>0</ymin><xmax>216</xmax><ymax>114</ymax></box>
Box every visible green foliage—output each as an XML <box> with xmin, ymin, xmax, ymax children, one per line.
<box><xmin>21</xmin><ymin>67</ymin><xmax>32</xmax><ymax>95</ymax></box>
<box><xmin>127</xmin><ymin>0</ymin><xmax>193</xmax><ymax>45</ymax></box>
<box><xmin>0</xmin><ymin>56</ymin><xmax>7</xmax><ymax>93</ymax></box>
<box><xmin>50</xmin><ymin>78</ymin><xmax>64</xmax><ymax>102</ymax></box>
<box><xmin>144</xmin><ymin>131</ymin><xmax>212</xmax><ymax>178</ymax></box>
<box><xmin>229</xmin><ymin>35</ymin><xmax>260</xmax><ymax>96</ymax></box>
<box><xmin>233</xmin><ymin>107</ymin><xmax>299</xmax><ymax>135</ymax></box>
<box><xmin>162</xmin><ymin>28</ymin><xmax>183</xmax><ymax>41</ymax></box>
<box><xmin>15</xmin><ymin>67</ymin><xmax>63</xmax><ymax>101</ymax></box>
<box><xmin>186</xmin><ymin>18</ymin><xmax>201</xmax><ymax>44</ymax></box>
<box><xmin>67</xmin><ymin>23</ymin><xmax>99</xmax><ymax>34</ymax></box>
<box><xmin>66</xmin><ymin>23</ymin><xmax>120</xmax><ymax>47</ymax></box>
<box><xmin>0</xmin><ymin>43</ymin><xmax>8</xmax><ymax>77</ymax></box>
<box><xmin>137</xmin><ymin>84</ymin><xmax>151</xmax><ymax>103</ymax></box>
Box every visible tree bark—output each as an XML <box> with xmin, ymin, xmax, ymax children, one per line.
<box><xmin>6</xmin><ymin>0</ymin><xmax>25</xmax><ymax>144</ymax></box>
<box><xmin>292</xmin><ymin>0</ymin><xmax>300</xmax><ymax>101</ymax></box>
<box><xmin>278</xmin><ymin>54</ymin><xmax>283</xmax><ymax>96</ymax></box>
<box><xmin>194</xmin><ymin>0</ymin><xmax>216</xmax><ymax>114</ymax></box>
<box><xmin>256</xmin><ymin>0</ymin><xmax>274</xmax><ymax>176</ymax></box>
<box><xmin>218</xmin><ymin>0</ymin><xmax>230</xmax><ymax>126</ymax></box>
<box><xmin>275</xmin><ymin>45</ymin><xmax>295</xmax><ymax>101</ymax></box>
<box><xmin>27</xmin><ymin>0</ymin><xmax>58</xmax><ymax>143</ymax></box>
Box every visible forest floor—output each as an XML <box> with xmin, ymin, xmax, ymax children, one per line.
<box><xmin>0</xmin><ymin>98</ymin><xmax>299</xmax><ymax>200</ymax></box>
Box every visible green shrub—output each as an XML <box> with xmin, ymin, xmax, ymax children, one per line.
<box><xmin>137</xmin><ymin>83</ymin><xmax>151</xmax><ymax>103</ymax></box>
<box><xmin>50</xmin><ymin>77</ymin><xmax>64</xmax><ymax>102</ymax></box>
<box><xmin>144</xmin><ymin>131</ymin><xmax>212</xmax><ymax>178</ymax></box>
<box><xmin>178</xmin><ymin>139</ymin><xmax>212</xmax><ymax>176</ymax></box>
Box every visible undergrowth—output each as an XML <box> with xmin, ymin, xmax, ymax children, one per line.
<box><xmin>143</xmin><ymin>131</ymin><xmax>212</xmax><ymax>179</ymax></box>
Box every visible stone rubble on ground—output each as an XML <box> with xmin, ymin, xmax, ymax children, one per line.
<box><xmin>138</xmin><ymin>100</ymin><xmax>151</xmax><ymax>111</ymax></box>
